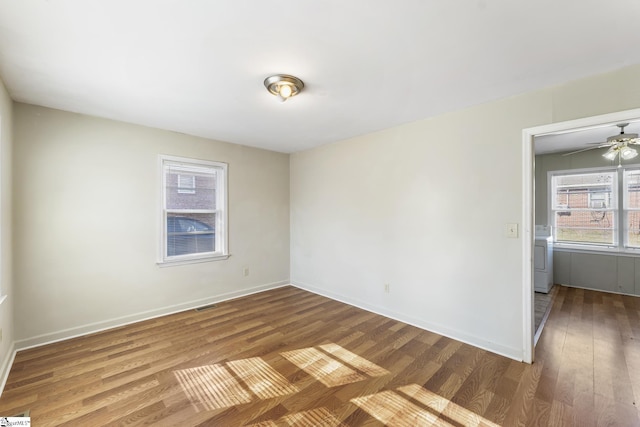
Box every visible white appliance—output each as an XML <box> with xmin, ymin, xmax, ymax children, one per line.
<box><xmin>534</xmin><ymin>225</ymin><xmax>554</xmax><ymax>293</ymax></box>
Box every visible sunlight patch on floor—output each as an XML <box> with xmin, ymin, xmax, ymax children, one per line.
<box><xmin>351</xmin><ymin>383</ymin><xmax>500</xmax><ymax>427</ymax></box>
<box><xmin>174</xmin><ymin>364</ymin><xmax>252</xmax><ymax>411</ymax></box>
<box><xmin>227</xmin><ymin>357</ymin><xmax>299</xmax><ymax>399</ymax></box>
<box><xmin>283</xmin><ymin>407</ymin><xmax>347</xmax><ymax>426</ymax></box>
<box><xmin>174</xmin><ymin>342</ymin><xmax>447</xmax><ymax>425</ymax></box>
<box><xmin>351</xmin><ymin>390</ymin><xmax>445</xmax><ymax>426</ymax></box>
<box><xmin>398</xmin><ymin>384</ymin><xmax>500</xmax><ymax>426</ymax></box>
<box><xmin>319</xmin><ymin>343</ymin><xmax>390</xmax><ymax>377</ymax></box>
<box><xmin>245</xmin><ymin>421</ymin><xmax>278</xmax><ymax>427</ymax></box>
<box><xmin>174</xmin><ymin>356</ymin><xmax>298</xmax><ymax>412</ymax></box>
<box><xmin>281</xmin><ymin>347</ymin><xmax>367</xmax><ymax>387</ymax></box>
<box><xmin>246</xmin><ymin>407</ymin><xmax>346</xmax><ymax>427</ymax></box>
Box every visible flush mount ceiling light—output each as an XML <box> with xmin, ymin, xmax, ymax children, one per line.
<box><xmin>264</xmin><ymin>74</ymin><xmax>304</xmax><ymax>103</ymax></box>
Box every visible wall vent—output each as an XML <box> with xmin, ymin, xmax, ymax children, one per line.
<box><xmin>195</xmin><ymin>304</ymin><xmax>217</xmax><ymax>312</ymax></box>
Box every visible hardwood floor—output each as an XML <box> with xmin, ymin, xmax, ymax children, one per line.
<box><xmin>0</xmin><ymin>285</ymin><xmax>638</xmax><ymax>426</ymax></box>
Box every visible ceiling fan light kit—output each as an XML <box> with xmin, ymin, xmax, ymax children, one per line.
<box><xmin>600</xmin><ymin>123</ymin><xmax>639</xmax><ymax>163</ymax></box>
<box><xmin>564</xmin><ymin>123</ymin><xmax>640</xmax><ymax>166</ymax></box>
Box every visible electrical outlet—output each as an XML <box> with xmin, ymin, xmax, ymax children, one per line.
<box><xmin>243</xmin><ymin>267</ymin><xmax>250</xmax><ymax>277</ymax></box>
<box><xmin>384</xmin><ymin>283</ymin><xmax>390</xmax><ymax>293</ymax></box>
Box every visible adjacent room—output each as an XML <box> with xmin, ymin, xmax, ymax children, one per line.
<box><xmin>532</xmin><ymin>123</ymin><xmax>640</xmax><ymax>335</ymax></box>
<box><xmin>0</xmin><ymin>1</ymin><xmax>639</xmax><ymax>425</ymax></box>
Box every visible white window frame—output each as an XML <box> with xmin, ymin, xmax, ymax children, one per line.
<box><xmin>549</xmin><ymin>165</ymin><xmax>640</xmax><ymax>254</ymax></box>
<box><xmin>158</xmin><ymin>155</ymin><xmax>229</xmax><ymax>265</ymax></box>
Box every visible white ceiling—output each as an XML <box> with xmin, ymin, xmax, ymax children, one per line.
<box><xmin>1</xmin><ymin>1</ymin><xmax>640</xmax><ymax>153</ymax></box>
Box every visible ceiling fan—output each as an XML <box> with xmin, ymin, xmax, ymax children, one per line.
<box><xmin>563</xmin><ymin>123</ymin><xmax>640</xmax><ymax>163</ymax></box>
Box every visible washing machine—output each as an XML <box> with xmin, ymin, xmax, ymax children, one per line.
<box><xmin>534</xmin><ymin>225</ymin><xmax>554</xmax><ymax>293</ymax></box>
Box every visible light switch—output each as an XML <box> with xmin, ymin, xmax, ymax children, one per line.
<box><xmin>506</xmin><ymin>223</ymin><xmax>519</xmax><ymax>238</ymax></box>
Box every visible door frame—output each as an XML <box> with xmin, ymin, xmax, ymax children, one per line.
<box><xmin>521</xmin><ymin>107</ymin><xmax>640</xmax><ymax>363</ymax></box>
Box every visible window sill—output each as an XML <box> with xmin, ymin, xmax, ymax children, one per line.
<box><xmin>157</xmin><ymin>253</ymin><xmax>230</xmax><ymax>267</ymax></box>
<box><xmin>553</xmin><ymin>244</ymin><xmax>640</xmax><ymax>257</ymax></box>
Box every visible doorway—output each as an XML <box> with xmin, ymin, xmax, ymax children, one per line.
<box><xmin>521</xmin><ymin>107</ymin><xmax>640</xmax><ymax>363</ymax></box>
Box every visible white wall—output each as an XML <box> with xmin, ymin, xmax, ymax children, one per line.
<box><xmin>290</xmin><ymin>64</ymin><xmax>640</xmax><ymax>361</ymax></box>
<box><xmin>13</xmin><ymin>104</ymin><xmax>290</xmax><ymax>347</ymax></box>
<box><xmin>0</xmin><ymin>78</ymin><xmax>14</xmax><ymax>384</ymax></box>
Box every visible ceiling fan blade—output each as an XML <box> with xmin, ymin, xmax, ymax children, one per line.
<box><xmin>561</xmin><ymin>144</ymin><xmax>610</xmax><ymax>156</ymax></box>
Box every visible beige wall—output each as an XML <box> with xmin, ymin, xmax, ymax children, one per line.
<box><xmin>0</xmin><ymin>78</ymin><xmax>14</xmax><ymax>382</ymax></box>
<box><xmin>13</xmin><ymin>104</ymin><xmax>290</xmax><ymax>347</ymax></box>
<box><xmin>290</xmin><ymin>64</ymin><xmax>640</xmax><ymax>360</ymax></box>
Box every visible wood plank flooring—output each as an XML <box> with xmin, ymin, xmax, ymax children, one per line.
<box><xmin>0</xmin><ymin>285</ymin><xmax>638</xmax><ymax>426</ymax></box>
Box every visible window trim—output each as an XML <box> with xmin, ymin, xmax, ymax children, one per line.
<box><xmin>548</xmin><ymin>165</ymin><xmax>640</xmax><ymax>254</ymax></box>
<box><xmin>158</xmin><ymin>154</ymin><xmax>229</xmax><ymax>266</ymax></box>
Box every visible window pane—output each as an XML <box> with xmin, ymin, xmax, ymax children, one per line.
<box><xmin>626</xmin><ymin>212</ymin><xmax>640</xmax><ymax>248</ymax></box>
<box><xmin>625</xmin><ymin>169</ymin><xmax>640</xmax><ymax>209</ymax></box>
<box><xmin>552</xmin><ymin>171</ymin><xmax>616</xmax><ymax>245</ymax></box>
<box><xmin>167</xmin><ymin>213</ymin><xmax>215</xmax><ymax>256</ymax></box>
<box><xmin>165</xmin><ymin>165</ymin><xmax>217</xmax><ymax>210</ymax></box>
<box><xmin>555</xmin><ymin>212</ymin><xmax>615</xmax><ymax>245</ymax></box>
<box><xmin>625</xmin><ymin>170</ymin><xmax>640</xmax><ymax>247</ymax></box>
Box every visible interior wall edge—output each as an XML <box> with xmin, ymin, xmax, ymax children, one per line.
<box><xmin>0</xmin><ymin>341</ymin><xmax>16</xmax><ymax>398</ymax></box>
<box><xmin>14</xmin><ymin>280</ymin><xmax>289</xmax><ymax>351</ymax></box>
<box><xmin>290</xmin><ymin>280</ymin><xmax>523</xmax><ymax>363</ymax></box>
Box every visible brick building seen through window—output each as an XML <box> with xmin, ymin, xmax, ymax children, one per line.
<box><xmin>551</xmin><ymin>169</ymin><xmax>640</xmax><ymax>248</ymax></box>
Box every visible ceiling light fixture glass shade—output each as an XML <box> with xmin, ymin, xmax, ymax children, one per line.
<box><xmin>264</xmin><ymin>74</ymin><xmax>304</xmax><ymax>103</ymax></box>
<box><xmin>620</xmin><ymin>145</ymin><xmax>638</xmax><ymax>160</ymax></box>
<box><xmin>603</xmin><ymin>146</ymin><xmax>618</xmax><ymax>161</ymax></box>
<box><xmin>602</xmin><ymin>143</ymin><xmax>639</xmax><ymax>161</ymax></box>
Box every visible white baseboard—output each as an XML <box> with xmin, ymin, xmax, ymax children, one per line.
<box><xmin>15</xmin><ymin>281</ymin><xmax>289</xmax><ymax>351</ymax></box>
<box><xmin>558</xmin><ymin>282</ymin><xmax>639</xmax><ymax>297</ymax></box>
<box><xmin>291</xmin><ymin>280</ymin><xmax>523</xmax><ymax>362</ymax></box>
<box><xmin>0</xmin><ymin>341</ymin><xmax>16</xmax><ymax>398</ymax></box>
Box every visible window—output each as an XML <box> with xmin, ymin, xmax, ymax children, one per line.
<box><xmin>549</xmin><ymin>166</ymin><xmax>640</xmax><ymax>250</ymax></box>
<box><xmin>159</xmin><ymin>155</ymin><xmax>228</xmax><ymax>264</ymax></box>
